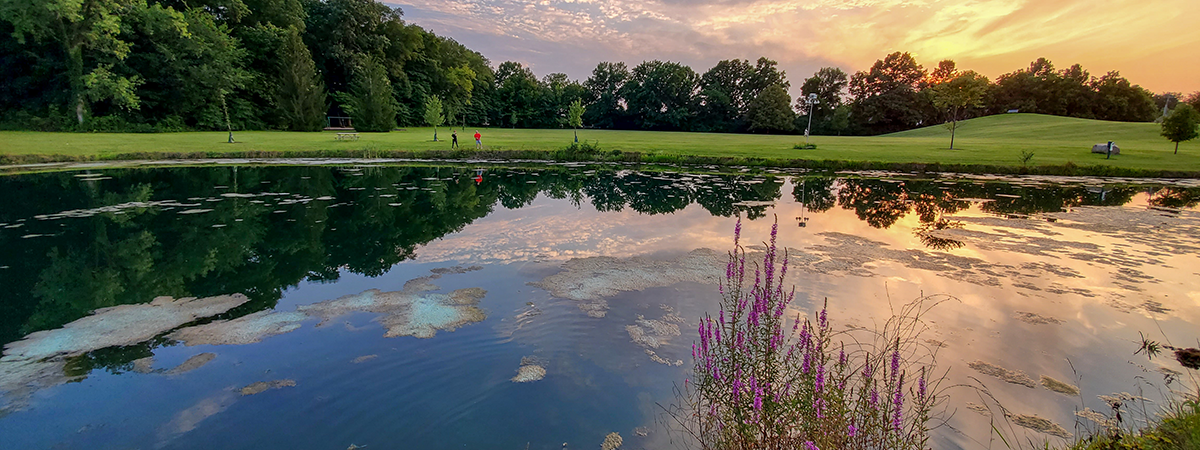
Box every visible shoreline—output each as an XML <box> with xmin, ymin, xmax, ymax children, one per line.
<box><xmin>4</xmin><ymin>149</ymin><xmax>1200</xmax><ymax>178</ymax></box>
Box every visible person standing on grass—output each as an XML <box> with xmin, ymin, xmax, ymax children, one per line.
<box><xmin>474</xmin><ymin>130</ymin><xmax>482</xmax><ymax>149</ymax></box>
<box><xmin>451</xmin><ymin>131</ymin><xmax>458</xmax><ymax>148</ymax></box>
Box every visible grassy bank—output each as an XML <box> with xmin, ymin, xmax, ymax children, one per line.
<box><xmin>1066</xmin><ymin>397</ymin><xmax>1199</xmax><ymax>449</ymax></box>
<box><xmin>2</xmin><ymin>114</ymin><xmax>1197</xmax><ymax>176</ymax></box>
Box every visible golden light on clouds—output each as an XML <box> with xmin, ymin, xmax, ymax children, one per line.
<box><xmin>396</xmin><ymin>0</ymin><xmax>1200</xmax><ymax>92</ymax></box>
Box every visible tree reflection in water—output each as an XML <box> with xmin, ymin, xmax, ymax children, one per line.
<box><xmin>0</xmin><ymin>165</ymin><xmax>1195</xmax><ymax>376</ymax></box>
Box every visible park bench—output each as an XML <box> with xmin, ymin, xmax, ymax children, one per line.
<box><xmin>335</xmin><ymin>132</ymin><xmax>360</xmax><ymax>141</ymax></box>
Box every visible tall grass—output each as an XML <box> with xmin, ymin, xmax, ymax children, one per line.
<box><xmin>674</xmin><ymin>218</ymin><xmax>947</xmax><ymax>449</ymax></box>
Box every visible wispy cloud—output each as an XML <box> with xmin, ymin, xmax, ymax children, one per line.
<box><xmin>393</xmin><ymin>0</ymin><xmax>1200</xmax><ymax>92</ymax></box>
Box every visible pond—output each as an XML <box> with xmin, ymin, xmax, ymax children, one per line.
<box><xmin>1</xmin><ymin>162</ymin><xmax>1198</xmax><ymax>450</ymax></box>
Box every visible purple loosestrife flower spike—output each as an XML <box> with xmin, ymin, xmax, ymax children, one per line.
<box><xmin>847</xmin><ymin>424</ymin><xmax>858</xmax><ymax>437</ymax></box>
<box><xmin>803</xmin><ymin>441</ymin><xmax>819</xmax><ymax>450</ymax></box>
<box><xmin>815</xmin><ymin>364</ymin><xmax>825</xmax><ymax>394</ymax></box>
<box><xmin>734</xmin><ymin>218</ymin><xmax>741</xmax><ymax>247</ymax></box>
<box><xmin>870</xmin><ymin>387</ymin><xmax>879</xmax><ymax>410</ymax></box>
<box><xmin>893</xmin><ymin>371</ymin><xmax>906</xmax><ymax>433</ymax></box>
<box><xmin>918</xmin><ymin>367</ymin><xmax>927</xmax><ymax>404</ymax></box>
<box><xmin>819</xmin><ymin>307</ymin><xmax>828</xmax><ymax>330</ymax></box>
<box><xmin>891</xmin><ymin>349</ymin><xmax>901</xmax><ymax>387</ymax></box>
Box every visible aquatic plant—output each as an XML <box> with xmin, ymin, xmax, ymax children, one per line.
<box><xmin>677</xmin><ymin>217</ymin><xmax>944</xmax><ymax>450</ymax></box>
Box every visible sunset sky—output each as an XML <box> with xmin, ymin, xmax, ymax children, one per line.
<box><xmin>393</xmin><ymin>0</ymin><xmax>1200</xmax><ymax>96</ymax></box>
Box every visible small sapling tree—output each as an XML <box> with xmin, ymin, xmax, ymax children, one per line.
<box><xmin>568</xmin><ymin>99</ymin><xmax>585</xmax><ymax>143</ymax></box>
<box><xmin>931</xmin><ymin>71</ymin><xmax>989</xmax><ymax>149</ymax></box>
<box><xmin>424</xmin><ymin>95</ymin><xmax>445</xmax><ymax>142</ymax></box>
<box><xmin>1161</xmin><ymin>103</ymin><xmax>1200</xmax><ymax>155</ymax></box>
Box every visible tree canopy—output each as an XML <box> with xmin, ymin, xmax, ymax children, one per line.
<box><xmin>0</xmin><ymin>4</ymin><xmax>1185</xmax><ymax>136</ymax></box>
<box><xmin>1161</xmin><ymin>104</ymin><xmax>1200</xmax><ymax>154</ymax></box>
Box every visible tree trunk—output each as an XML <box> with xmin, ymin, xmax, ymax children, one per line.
<box><xmin>67</xmin><ymin>45</ymin><xmax>85</xmax><ymax>124</ymax></box>
<box><xmin>949</xmin><ymin>106</ymin><xmax>958</xmax><ymax>150</ymax></box>
<box><xmin>1176</xmin><ymin>142</ymin><xmax>1180</xmax><ymax>154</ymax></box>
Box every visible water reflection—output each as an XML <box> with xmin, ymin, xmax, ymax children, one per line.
<box><xmin>3</xmin><ymin>167</ymin><xmax>1197</xmax><ymax>350</ymax></box>
<box><xmin>1</xmin><ymin>165</ymin><xmax>1199</xmax><ymax>449</ymax></box>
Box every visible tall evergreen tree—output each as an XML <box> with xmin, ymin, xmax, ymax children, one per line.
<box><xmin>276</xmin><ymin>27</ymin><xmax>327</xmax><ymax>131</ymax></box>
<box><xmin>336</xmin><ymin>57</ymin><xmax>395</xmax><ymax>132</ymax></box>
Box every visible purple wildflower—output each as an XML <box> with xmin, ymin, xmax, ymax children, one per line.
<box><xmin>918</xmin><ymin>368</ymin><xmax>927</xmax><ymax>404</ymax></box>
<box><xmin>890</xmin><ymin>349</ymin><xmax>901</xmax><ymax>386</ymax></box>
<box><xmin>847</xmin><ymin>424</ymin><xmax>858</xmax><ymax>437</ymax></box>
<box><xmin>870</xmin><ymin>387</ymin><xmax>879</xmax><ymax>410</ymax></box>
<box><xmin>803</xmin><ymin>441</ymin><xmax>819</xmax><ymax>450</ymax></box>
<box><xmin>734</xmin><ymin>218</ymin><xmax>742</xmax><ymax>247</ymax></box>
<box><xmin>893</xmin><ymin>371</ymin><xmax>906</xmax><ymax>433</ymax></box>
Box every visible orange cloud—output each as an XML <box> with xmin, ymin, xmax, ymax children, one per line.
<box><xmin>395</xmin><ymin>0</ymin><xmax>1200</xmax><ymax>92</ymax></box>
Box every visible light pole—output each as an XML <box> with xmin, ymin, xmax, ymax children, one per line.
<box><xmin>804</xmin><ymin>93</ymin><xmax>819</xmax><ymax>146</ymax></box>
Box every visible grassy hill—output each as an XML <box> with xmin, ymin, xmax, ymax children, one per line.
<box><xmin>1</xmin><ymin>113</ymin><xmax>1197</xmax><ymax>175</ymax></box>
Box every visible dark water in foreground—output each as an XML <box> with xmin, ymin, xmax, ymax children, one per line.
<box><xmin>0</xmin><ymin>164</ymin><xmax>1198</xmax><ymax>449</ymax></box>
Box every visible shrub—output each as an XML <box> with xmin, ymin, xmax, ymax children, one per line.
<box><xmin>680</xmin><ymin>218</ymin><xmax>943</xmax><ymax>450</ymax></box>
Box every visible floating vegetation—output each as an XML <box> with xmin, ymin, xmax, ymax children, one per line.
<box><xmin>625</xmin><ymin>311</ymin><xmax>687</xmax><ymax>365</ymax></box>
<box><xmin>132</xmin><ymin>356</ymin><xmax>156</xmax><ymax>374</ymax></box>
<box><xmin>4</xmin><ymin>295</ymin><xmax>249</xmax><ymax>362</ymax></box>
<box><xmin>1007</xmin><ymin>413</ymin><xmax>1072</xmax><ymax>438</ymax></box>
<box><xmin>511</xmin><ymin>357</ymin><xmax>546</xmax><ymax>383</ymax></box>
<box><xmin>351</xmin><ymin>355</ymin><xmax>378</xmax><ymax>364</ymax></box>
<box><xmin>170</xmin><ymin>267</ymin><xmax>488</xmax><ymax>344</ymax></box>
<box><xmin>239</xmin><ymin>379</ymin><xmax>296</xmax><ymax>396</ymax></box>
<box><xmin>633</xmin><ymin>427</ymin><xmax>649</xmax><ymax>437</ymax></box>
<box><xmin>1013</xmin><ymin>311</ymin><xmax>1064</xmax><ymax>325</ymax></box>
<box><xmin>968</xmin><ymin>360</ymin><xmax>1037</xmax><ymax>388</ymax></box>
<box><xmin>302</xmin><ymin>287</ymin><xmax>487</xmax><ymax>338</ymax></box>
<box><xmin>531</xmin><ymin>249</ymin><xmax>724</xmax><ymax>317</ymax></box>
<box><xmin>965</xmin><ymin>402</ymin><xmax>991</xmax><ymax>417</ymax></box>
<box><xmin>170</xmin><ymin>310</ymin><xmax>308</xmax><ymax>346</ymax></box>
<box><xmin>601</xmin><ymin>432</ymin><xmax>623</xmax><ymax>450</ymax></box>
<box><xmin>1040</xmin><ymin>375</ymin><xmax>1079</xmax><ymax>396</ymax></box>
<box><xmin>167</xmin><ymin>353</ymin><xmax>216</xmax><ymax>375</ymax></box>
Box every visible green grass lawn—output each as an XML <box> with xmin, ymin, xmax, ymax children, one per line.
<box><xmin>1</xmin><ymin>113</ymin><xmax>1197</xmax><ymax>173</ymax></box>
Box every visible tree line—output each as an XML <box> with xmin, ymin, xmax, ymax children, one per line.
<box><xmin>2</xmin><ymin>0</ymin><xmax>1193</xmax><ymax>135</ymax></box>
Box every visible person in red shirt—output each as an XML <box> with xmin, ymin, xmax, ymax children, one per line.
<box><xmin>474</xmin><ymin>131</ymin><xmax>482</xmax><ymax>149</ymax></box>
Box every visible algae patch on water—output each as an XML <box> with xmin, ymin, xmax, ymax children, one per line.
<box><xmin>170</xmin><ymin>310</ymin><xmax>308</xmax><ymax>346</ymax></box>
<box><xmin>626</xmin><ymin>308</ymin><xmax>687</xmax><ymax>366</ymax></box>
<box><xmin>169</xmin><ymin>266</ymin><xmax>489</xmax><ymax>344</ymax></box>
<box><xmin>300</xmin><ymin>287</ymin><xmax>487</xmax><ymax>338</ymax></box>
<box><xmin>512</xmin><ymin>357</ymin><xmax>546</xmax><ymax>383</ymax></box>
<box><xmin>3</xmin><ymin>295</ymin><xmax>249</xmax><ymax>362</ymax></box>
<box><xmin>240</xmin><ymin>379</ymin><xmax>296</xmax><ymax>395</ymax></box>
<box><xmin>531</xmin><ymin>249</ymin><xmax>724</xmax><ymax>317</ymax></box>
<box><xmin>968</xmin><ymin>360</ymin><xmax>1037</xmax><ymax>388</ymax></box>
<box><xmin>0</xmin><ymin>295</ymin><xmax>249</xmax><ymax>414</ymax></box>
<box><xmin>1040</xmin><ymin>375</ymin><xmax>1079</xmax><ymax>396</ymax></box>
<box><xmin>1007</xmin><ymin>413</ymin><xmax>1072</xmax><ymax>439</ymax></box>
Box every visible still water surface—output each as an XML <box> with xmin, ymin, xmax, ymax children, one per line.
<box><xmin>1</xmin><ymin>164</ymin><xmax>1198</xmax><ymax>449</ymax></box>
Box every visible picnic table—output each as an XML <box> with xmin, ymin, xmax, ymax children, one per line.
<box><xmin>335</xmin><ymin>132</ymin><xmax>360</xmax><ymax>141</ymax></box>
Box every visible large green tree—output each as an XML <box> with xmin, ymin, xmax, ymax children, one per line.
<box><xmin>798</xmin><ymin>67</ymin><xmax>848</xmax><ymax>134</ymax></box>
<box><xmin>1</xmin><ymin>0</ymin><xmax>141</xmax><ymax>123</ymax></box>
<box><xmin>745</xmin><ymin>84</ymin><xmax>793</xmax><ymax>133</ymax></box>
<box><xmin>1161</xmin><ymin>104</ymin><xmax>1200</xmax><ymax>154</ymax></box>
<box><xmin>275</xmin><ymin>26</ymin><xmax>327</xmax><ymax>131</ymax></box>
<box><xmin>583</xmin><ymin>61</ymin><xmax>629</xmax><ymax>129</ymax></box>
<box><xmin>336</xmin><ymin>56</ymin><xmax>395</xmax><ymax>132</ymax></box>
<box><xmin>622</xmin><ymin>60</ymin><xmax>697</xmax><ymax>130</ymax></box>
<box><xmin>848</xmin><ymin>52</ymin><xmax>928</xmax><ymax>134</ymax></box>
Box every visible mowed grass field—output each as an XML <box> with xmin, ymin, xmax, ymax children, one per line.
<box><xmin>1</xmin><ymin>113</ymin><xmax>1197</xmax><ymax>172</ymax></box>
